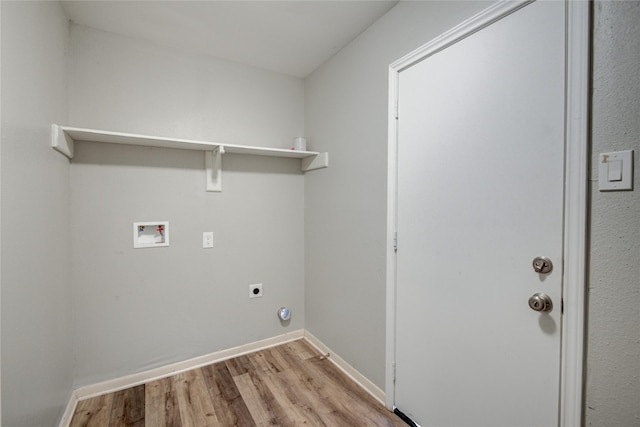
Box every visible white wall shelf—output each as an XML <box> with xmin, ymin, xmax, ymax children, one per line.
<box><xmin>51</xmin><ymin>124</ymin><xmax>328</xmax><ymax>192</ymax></box>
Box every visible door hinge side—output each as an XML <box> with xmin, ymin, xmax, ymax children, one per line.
<box><xmin>394</xmin><ymin>99</ymin><xmax>399</xmax><ymax>120</ymax></box>
<box><xmin>394</xmin><ymin>232</ymin><xmax>398</xmax><ymax>253</ymax></box>
<box><xmin>393</xmin><ymin>361</ymin><xmax>396</xmax><ymax>384</ymax></box>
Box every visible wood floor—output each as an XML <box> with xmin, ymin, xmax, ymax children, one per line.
<box><xmin>70</xmin><ymin>339</ymin><xmax>406</xmax><ymax>426</ymax></box>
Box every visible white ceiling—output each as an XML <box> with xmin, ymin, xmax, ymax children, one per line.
<box><xmin>61</xmin><ymin>1</ymin><xmax>398</xmax><ymax>78</ymax></box>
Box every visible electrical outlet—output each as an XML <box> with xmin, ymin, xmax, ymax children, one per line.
<box><xmin>249</xmin><ymin>283</ymin><xmax>263</xmax><ymax>298</ymax></box>
<box><xmin>203</xmin><ymin>231</ymin><xmax>214</xmax><ymax>248</ymax></box>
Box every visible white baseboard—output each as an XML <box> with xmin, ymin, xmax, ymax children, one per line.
<box><xmin>58</xmin><ymin>390</ymin><xmax>78</xmax><ymax>427</ymax></box>
<box><xmin>303</xmin><ymin>330</ymin><xmax>385</xmax><ymax>405</ymax></box>
<box><xmin>59</xmin><ymin>328</ymin><xmax>385</xmax><ymax>426</ymax></box>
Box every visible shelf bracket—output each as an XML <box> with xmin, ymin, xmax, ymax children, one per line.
<box><xmin>302</xmin><ymin>152</ymin><xmax>329</xmax><ymax>171</ymax></box>
<box><xmin>205</xmin><ymin>146</ymin><xmax>224</xmax><ymax>192</ymax></box>
<box><xmin>51</xmin><ymin>124</ymin><xmax>74</xmax><ymax>159</ymax></box>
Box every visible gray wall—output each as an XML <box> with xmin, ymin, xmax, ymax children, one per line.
<box><xmin>305</xmin><ymin>1</ymin><xmax>640</xmax><ymax>423</ymax></box>
<box><xmin>304</xmin><ymin>1</ymin><xmax>491</xmax><ymax>389</ymax></box>
<box><xmin>586</xmin><ymin>1</ymin><xmax>640</xmax><ymax>425</ymax></box>
<box><xmin>67</xmin><ymin>25</ymin><xmax>306</xmax><ymax>387</ymax></box>
<box><xmin>0</xmin><ymin>2</ymin><xmax>74</xmax><ymax>426</ymax></box>
<box><xmin>1</xmin><ymin>1</ymin><xmax>637</xmax><ymax>424</ymax></box>
<box><xmin>68</xmin><ymin>24</ymin><xmax>304</xmax><ymax>148</ymax></box>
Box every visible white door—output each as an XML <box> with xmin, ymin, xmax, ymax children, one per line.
<box><xmin>394</xmin><ymin>2</ymin><xmax>565</xmax><ymax>426</ymax></box>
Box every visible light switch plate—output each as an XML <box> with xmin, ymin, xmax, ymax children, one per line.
<box><xmin>599</xmin><ymin>150</ymin><xmax>633</xmax><ymax>191</ymax></box>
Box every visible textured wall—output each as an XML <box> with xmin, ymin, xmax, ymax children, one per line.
<box><xmin>586</xmin><ymin>1</ymin><xmax>640</xmax><ymax>425</ymax></box>
<box><xmin>0</xmin><ymin>2</ymin><xmax>74</xmax><ymax>425</ymax></box>
<box><xmin>68</xmin><ymin>26</ymin><xmax>306</xmax><ymax>387</ymax></box>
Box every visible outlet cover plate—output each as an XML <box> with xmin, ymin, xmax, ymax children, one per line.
<box><xmin>249</xmin><ymin>283</ymin><xmax>263</xmax><ymax>298</ymax></box>
<box><xmin>203</xmin><ymin>231</ymin><xmax>214</xmax><ymax>248</ymax></box>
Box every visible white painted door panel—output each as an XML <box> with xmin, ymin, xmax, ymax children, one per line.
<box><xmin>394</xmin><ymin>2</ymin><xmax>565</xmax><ymax>426</ymax></box>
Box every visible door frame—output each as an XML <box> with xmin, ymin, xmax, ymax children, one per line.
<box><xmin>384</xmin><ymin>1</ymin><xmax>590</xmax><ymax>426</ymax></box>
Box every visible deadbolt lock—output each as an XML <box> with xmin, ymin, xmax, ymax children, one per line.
<box><xmin>528</xmin><ymin>292</ymin><xmax>553</xmax><ymax>313</ymax></box>
<box><xmin>532</xmin><ymin>256</ymin><xmax>553</xmax><ymax>274</ymax></box>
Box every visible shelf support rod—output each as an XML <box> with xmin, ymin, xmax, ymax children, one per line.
<box><xmin>205</xmin><ymin>146</ymin><xmax>224</xmax><ymax>192</ymax></box>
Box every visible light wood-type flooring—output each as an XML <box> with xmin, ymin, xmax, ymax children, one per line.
<box><xmin>70</xmin><ymin>339</ymin><xmax>406</xmax><ymax>426</ymax></box>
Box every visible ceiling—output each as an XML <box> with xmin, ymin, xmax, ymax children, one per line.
<box><xmin>61</xmin><ymin>1</ymin><xmax>399</xmax><ymax>78</ymax></box>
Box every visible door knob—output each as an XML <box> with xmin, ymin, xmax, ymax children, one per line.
<box><xmin>532</xmin><ymin>256</ymin><xmax>553</xmax><ymax>273</ymax></box>
<box><xmin>528</xmin><ymin>292</ymin><xmax>553</xmax><ymax>312</ymax></box>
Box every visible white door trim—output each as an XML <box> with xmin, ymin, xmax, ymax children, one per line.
<box><xmin>559</xmin><ymin>1</ymin><xmax>590</xmax><ymax>425</ymax></box>
<box><xmin>384</xmin><ymin>1</ymin><xmax>589</xmax><ymax>426</ymax></box>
